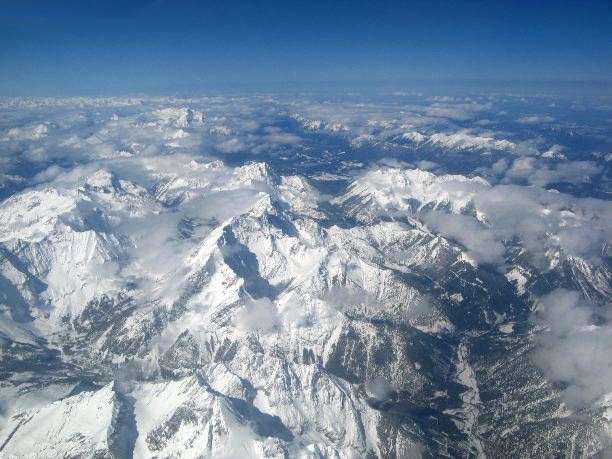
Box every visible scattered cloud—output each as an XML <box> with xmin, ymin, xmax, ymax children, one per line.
<box><xmin>531</xmin><ymin>289</ymin><xmax>612</xmax><ymax>409</ymax></box>
<box><xmin>504</xmin><ymin>157</ymin><xmax>601</xmax><ymax>187</ymax></box>
<box><xmin>415</xmin><ymin>160</ymin><xmax>438</xmax><ymax>170</ymax></box>
<box><xmin>348</xmin><ymin>166</ymin><xmax>611</xmax><ymax>270</ymax></box>
<box><xmin>366</xmin><ymin>378</ymin><xmax>395</xmax><ymax>401</ymax></box>
<box><xmin>234</xmin><ymin>297</ymin><xmax>280</xmax><ymax>332</ymax></box>
<box><xmin>322</xmin><ymin>286</ymin><xmax>383</xmax><ymax>315</ymax></box>
<box><xmin>403</xmin><ymin>295</ymin><xmax>435</xmax><ymax>321</ymax></box>
<box><xmin>517</xmin><ymin>115</ymin><xmax>555</xmax><ymax>124</ymax></box>
<box><xmin>427</xmin><ymin>130</ymin><xmax>515</xmax><ymax>152</ymax></box>
<box><xmin>423</xmin><ymin>211</ymin><xmax>506</xmax><ymax>265</ymax></box>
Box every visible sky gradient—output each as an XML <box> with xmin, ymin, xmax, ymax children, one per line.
<box><xmin>1</xmin><ymin>0</ymin><xmax>611</xmax><ymax>95</ymax></box>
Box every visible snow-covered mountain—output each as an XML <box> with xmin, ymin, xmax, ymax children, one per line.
<box><xmin>0</xmin><ymin>157</ymin><xmax>609</xmax><ymax>458</ymax></box>
<box><xmin>0</xmin><ymin>95</ymin><xmax>610</xmax><ymax>458</ymax></box>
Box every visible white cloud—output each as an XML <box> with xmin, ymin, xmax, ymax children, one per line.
<box><xmin>403</xmin><ymin>295</ymin><xmax>435</xmax><ymax>321</ymax></box>
<box><xmin>4</xmin><ymin>123</ymin><xmax>50</xmax><ymax>141</ymax></box>
<box><xmin>347</xmin><ymin>166</ymin><xmax>611</xmax><ymax>270</ymax></box>
<box><xmin>366</xmin><ymin>378</ymin><xmax>395</xmax><ymax>400</ymax></box>
<box><xmin>531</xmin><ymin>289</ymin><xmax>612</xmax><ymax>409</ymax></box>
<box><xmin>428</xmin><ymin>130</ymin><xmax>515</xmax><ymax>152</ymax></box>
<box><xmin>323</xmin><ymin>287</ymin><xmax>381</xmax><ymax>313</ymax></box>
<box><xmin>540</xmin><ymin>144</ymin><xmax>566</xmax><ymax>160</ymax></box>
<box><xmin>504</xmin><ymin>157</ymin><xmax>601</xmax><ymax>186</ymax></box>
<box><xmin>423</xmin><ymin>102</ymin><xmax>491</xmax><ymax>121</ymax></box>
<box><xmin>422</xmin><ymin>211</ymin><xmax>506</xmax><ymax>265</ymax></box>
<box><xmin>517</xmin><ymin>115</ymin><xmax>555</xmax><ymax>124</ymax></box>
<box><xmin>234</xmin><ymin>297</ymin><xmax>280</xmax><ymax>332</ymax></box>
<box><xmin>415</xmin><ymin>160</ymin><xmax>438</xmax><ymax>170</ymax></box>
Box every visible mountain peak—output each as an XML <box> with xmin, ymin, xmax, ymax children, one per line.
<box><xmin>0</xmin><ymin>188</ymin><xmax>76</xmax><ymax>242</ymax></box>
<box><xmin>153</xmin><ymin>106</ymin><xmax>204</xmax><ymax>128</ymax></box>
<box><xmin>80</xmin><ymin>169</ymin><xmax>121</xmax><ymax>193</ymax></box>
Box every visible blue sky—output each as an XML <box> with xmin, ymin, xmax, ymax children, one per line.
<box><xmin>1</xmin><ymin>0</ymin><xmax>611</xmax><ymax>95</ymax></box>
